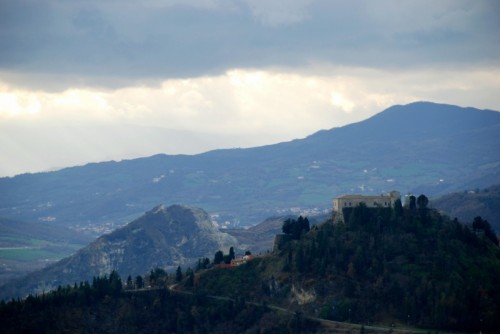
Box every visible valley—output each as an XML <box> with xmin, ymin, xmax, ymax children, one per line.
<box><xmin>0</xmin><ymin>217</ymin><xmax>89</xmax><ymax>284</ymax></box>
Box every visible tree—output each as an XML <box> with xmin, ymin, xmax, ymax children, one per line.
<box><xmin>282</xmin><ymin>219</ymin><xmax>293</xmax><ymax>235</ymax></box>
<box><xmin>298</xmin><ymin>216</ymin><xmax>310</xmax><ymax>234</ymax></box>
<box><xmin>185</xmin><ymin>268</ymin><xmax>194</xmax><ymax>287</ymax></box>
<box><xmin>417</xmin><ymin>194</ymin><xmax>429</xmax><ymax>210</ymax></box>
<box><xmin>282</xmin><ymin>216</ymin><xmax>310</xmax><ymax>240</ymax></box>
<box><xmin>473</xmin><ymin>216</ymin><xmax>499</xmax><ymax>246</ymax></box>
<box><xmin>229</xmin><ymin>247</ymin><xmax>235</xmax><ymax>260</ymax></box>
<box><xmin>409</xmin><ymin>195</ymin><xmax>416</xmax><ymax>211</ymax></box>
<box><xmin>176</xmin><ymin>266</ymin><xmax>183</xmax><ymax>282</ymax></box>
<box><xmin>473</xmin><ymin>216</ymin><xmax>487</xmax><ymax>231</ymax></box>
<box><xmin>126</xmin><ymin>275</ymin><xmax>133</xmax><ymax>290</ymax></box>
<box><xmin>108</xmin><ymin>270</ymin><xmax>122</xmax><ymax>296</ymax></box>
<box><xmin>347</xmin><ymin>261</ymin><xmax>357</xmax><ymax>279</ymax></box>
<box><xmin>149</xmin><ymin>267</ymin><xmax>167</xmax><ymax>287</ymax></box>
<box><xmin>295</xmin><ymin>245</ymin><xmax>305</xmax><ymax>273</ymax></box>
<box><xmin>196</xmin><ymin>257</ymin><xmax>210</xmax><ymax>271</ymax></box>
<box><xmin>223</xmin><ymin>254</ymin><xmax>233</xmax><ymax>264</ymax></box>
<box><xmin>135</xmin><ymin>275</ymin><xmax>144</xmax><ymax>289</ymax></box>
<box><xmin>213</xmin><ymin>250</ymin><xmax>224</xmax><ymax>265</ymax></box>
<box><xmin>394</xmin><ymin>198</ymin><xmax>403</xmax><ymax>216</ymax></box>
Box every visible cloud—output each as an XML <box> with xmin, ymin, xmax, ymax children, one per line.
<box><xmin>2</xmin><ymin>66</ymin><xmax>499</xmax><ymax>135</ymax></box>
<box><xmin>1</xmin><ymin>64</ymin><xmax>500</xmax><ymax>177</ymax></box>
<box><xmin>1</xmin><ymin>0</ymin><xmax>499</xmax><ymax>90</ymax></box>
<box><xmin>1</xmin><ymin>1</ymin><xmax>500</xmax><ymax>176</ymax></box>
<box><xmin>242</xmin><ymin>0</ymin><xmax>314</xmax><ymax>26</ymax></box>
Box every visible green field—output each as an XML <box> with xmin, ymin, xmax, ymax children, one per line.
<box><xmin>0</xmin><ymin>240</ymin><xmax>82</xmax><ymax>262</ymax></box>
<box><xmin>0</xmin><ymin>236</ymin><xmax>52</xmax><ymax>248</ymax></box>
<box><xmin>0</xmin><ymin>248</ymin><xmax>66</xmax><ymax>262</ymax></box>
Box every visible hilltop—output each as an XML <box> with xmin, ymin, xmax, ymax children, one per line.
<box><xmin>194</xmin><ymin>203</ymin><xmax>500</xmax><ymax>332</ymax></box>
<box><xmin>0</xmin><ymin>102</ymin><xmax>499</xmax><ymax>233</ymax></box>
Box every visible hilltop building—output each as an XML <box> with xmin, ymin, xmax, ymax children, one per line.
<box><xmin>332</xmin><ymin>191</ymin><xmax>401</xmax><ymax>223</ymax></box>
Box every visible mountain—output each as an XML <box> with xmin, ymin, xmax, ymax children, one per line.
<box><xmin>0</xmin><ymin>204</ymin><xmax>238</xmax><ymax>300</ymax></box>
<box><xmin>431</xmin><ymin>183</ymin><xmax>500</xmax><ymax>232</ymax></box>
<box><xmin>1</xmin><ymin>102</ymin><xmax>499</xmax><ymax>233</ymax></box>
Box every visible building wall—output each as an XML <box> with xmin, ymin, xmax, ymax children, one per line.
<box><xmin>332</xmin><ymin>191</ymin><xmax>401</xmax><ymax>212</ymax></box>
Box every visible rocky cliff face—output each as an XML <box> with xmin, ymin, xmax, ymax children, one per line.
<box><xmin>81</xmin><ymin>204</ymin><xmax>239</xmax><ymax>275</ymax></box>
<box><xmin>0</xmin><ymin>204</ymin><xmax>238</xmax><ymax>299</ymax></box>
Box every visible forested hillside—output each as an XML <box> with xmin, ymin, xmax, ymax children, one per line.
<box><xmin>1</xmin><ymin>198</ymin><xmax>499</xmax><ymax>332</ymax></box>
<box><xmin>195</xmin><ymin>200</ymin><xmax>500</xmax><ymax>332</ymax></box>
<box><xmin>0</xmin><ymin>272</ymin><xmax>315</xmax><ymax>333</ymax></box>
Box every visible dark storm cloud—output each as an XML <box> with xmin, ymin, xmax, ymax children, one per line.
<box><xmin>1</xmin><ymin>0</ymin><xmax>499</xmax><ymax>89</ymax></box>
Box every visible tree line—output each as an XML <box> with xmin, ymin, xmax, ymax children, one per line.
<box><xmin>0</xmin><ymin>269</ymin><xmax>312</xmax><ymax>333</ymax></box>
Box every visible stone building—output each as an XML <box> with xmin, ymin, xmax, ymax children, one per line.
<box><xmin>332</xmin><ymin>191</ymin><xmax>401</xmax><ymax>222</ymax></box>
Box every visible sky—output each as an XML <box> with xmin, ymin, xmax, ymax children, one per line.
<box><xmin>1</xmin><ymin>0</ymin><xmax>500</xmax><ymax>177</ymax></box>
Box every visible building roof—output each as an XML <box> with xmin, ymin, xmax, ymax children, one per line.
<box><xmin>336</xmin><ymin>194</ymin><xmax>390</xmax><ymax>199</ymax></box>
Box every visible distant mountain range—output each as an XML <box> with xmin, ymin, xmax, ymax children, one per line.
<box><xmin>1</xmin><ymin>102</ymin><xmax>499</xmax><ymax>231</ymax></box>
<box><xmin>0</xmin><ymin>205</ymin><xmax>237</xmax><ymax>300</ymax></box>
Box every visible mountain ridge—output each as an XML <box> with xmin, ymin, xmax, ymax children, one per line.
<box><xmin>0</xmin><ymin>101</ymin><xmax>498</xmax><ymax>232</ymax></box>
